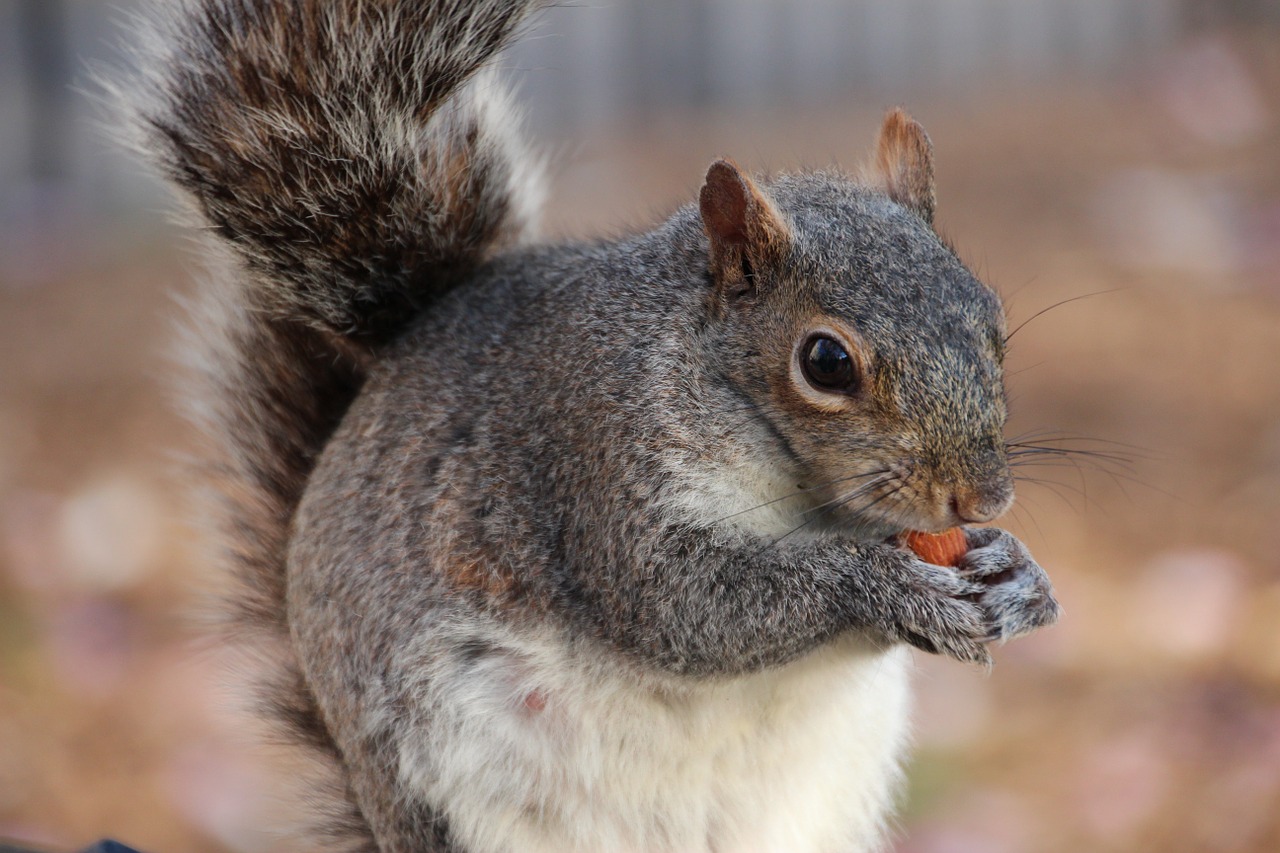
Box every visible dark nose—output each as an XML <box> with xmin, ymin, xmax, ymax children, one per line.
<box><xmin>950</xmin><ymin>482</ymin><xmax>1013</xmax><ymax>524</ymax></box>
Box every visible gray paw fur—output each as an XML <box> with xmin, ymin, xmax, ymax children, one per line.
<box><xmin>877</xmin><ymin>551</ymin><xmax>994</xmax><ymax>667</ymax></box>
<box><xmin>960</xmin><ymin>527</ymin><xmax>1061</xmax><ymax>643</ymax></box>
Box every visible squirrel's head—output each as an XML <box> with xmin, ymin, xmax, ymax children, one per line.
<box><xmin>697</xmin><ymin>109</ymin><xmax>1011</xmax><ymax>537</ymax></box>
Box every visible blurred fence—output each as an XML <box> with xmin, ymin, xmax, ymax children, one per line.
<box><xmin>513</xmin><ymin>0</ymin><xmax>1186</xmax><ymax>129</ymax></box>
<box><xmin>0</xmin><ymin>0</ymin><xmax>1230</xmax><ymax>218</ymax></box>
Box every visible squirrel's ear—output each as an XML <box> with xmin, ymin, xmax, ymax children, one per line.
<box><xmin>699</xmin><ymin>159</ymin><xmax>791</xmax><ymax>295</ymax></box>
<box><xmin>870</xmin><ymin>108</ymin><xmax>936</xmax><ymax>225</ymax></box>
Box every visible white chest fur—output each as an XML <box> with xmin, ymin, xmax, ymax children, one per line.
<box><xmin>397</xmin><ymin>625</ymin><xmax>913</xmax><ymax>853</ymax></box>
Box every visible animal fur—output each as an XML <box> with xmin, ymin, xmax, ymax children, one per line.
<box><xmin>120</xmin><ymin>1</ymin><xmax>1060</xmax><ymax>850</ymax></box>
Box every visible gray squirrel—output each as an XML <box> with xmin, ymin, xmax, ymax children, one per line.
<box><xmin>123</xmin><ymin>0</ymin><xmax>1060</xmax><ymax>850</ymax></box>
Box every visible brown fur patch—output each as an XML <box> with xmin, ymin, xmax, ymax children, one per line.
<box><xmin>447</xmin><ymin>553</ymin><xmax>517</xmax><ymax>598</ymax></box>
<box><xmin>429</xmin><ymin>490</ymin><xmax>518</xmax><ymax>599</ymax></box>
<box><xmin>871</xmin><ymin>109</ymin><xmax>936</xmax><ymax>225</ymax></box>
<box><xmin>699</xmin><ymin>159</ymin><xmax>792</xmax><ymax>300</ymax></box>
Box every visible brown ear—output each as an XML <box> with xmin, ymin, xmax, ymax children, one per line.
<box><xmin>871</xmin><ymin>108</ymin><xmax>936</xmax><ymax>225</ymax></box>
<box><xmin>699</xmin><ymin>159</ymin><xmax>791</xmax><ymax>295</ymax></box>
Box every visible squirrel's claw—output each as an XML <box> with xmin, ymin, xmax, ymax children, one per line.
<box><xmin>960</xmin><ymin>529</ymin><xmax>1061</xmax><ymax>641</ymax></box>
<box><xmin>882</xmin><ymin>554</ymin><xmax>994</xmax><ymax>666</ymax></box>
<box><xmin>879</xmin><ymin>528</ymin><xmax>1059</xmax><ymax>665</ymax></box>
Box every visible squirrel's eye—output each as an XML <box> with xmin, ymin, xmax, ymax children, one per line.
<box><xmin>802</xmin><ymin>336</ymin><xmax>858</xmax><ymax>393</ymax></box>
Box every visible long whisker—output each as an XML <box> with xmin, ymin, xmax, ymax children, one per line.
<box><xmin>1007</xmin><ymin>448</ymin><xmax>1141</xmax><ymax>482</ymax></box>
<box><xmin>1004</xmin><ymin>288</ymin><xmax>1122</xmax><ymax>344</ymax></box>
<box><xmin>797</xmin><ymin>474</ymin><xmax>896</xmax><ymax>520</ymax></box>
<box><xmin>762</xmin><ymin>477</ymin><xmax>902</xmax><ymax>552</ymax></box>
<box><xmin>1007</xmin><ymin>445</ymin><xmax>1138</xmax><ymax>467</ymax></box>
<box><xmin>1009</xmin><ymin>452</ymin><xmax>1153</xmax><ymax>490</ymax></box>
<box><xmin>1006</xmin><ymin>431</ymin><xmax>1148</xmax><ymax>452</ymax></box>
<box><xmin>1008</xmin><ymin>494</ymin><xmax>1048</xmax><ymax>542</ymax></box>
<box><xmin>1007</xmin><ymin>441</ymin><xmax>1138</xmax><ymax>456</ymax></box>
<box><xmin>1010</xmin><ymin>446</ymin><xmax>1120</xmax><ymax>460</ymax></box>
<box><xmin>707</xmin><ymin>469</ymin><xmax>892</xmax><ymax>526</ymax></box>
<box><xmin>1010</xmin><ymin>459</ymin><xmax>1139</xmax><ymax>492</ymax></box>
<box><xmin>810</xmin><ymin>479</ymin><xmax>906</xmax><ymax>541</ymax></box>
<box><xmin>1005</xmin><ymin>361</ymin><xmax>1046</xmax><ymax>378</ymax></box>
<box><xmin>839</xmin><ymin>484</ymin><xmax>908</xmax><ymax>535</ymax></box>
<box><xmin>1013</xmin><ymin>456</ymin><xmax>1092</xmax><ymax>500</ymax></box>
<box><xmin>1004</xmin><ymin>431</ymin><xmax>1153</xmax><ymax>471</ymax></box>
<box><xmin>1009</xmin><ymin>444</ymin><xmax>1179</xmax><ymax>502</ymax></box>
<box><xmin>1014</xmin><ymin>474</ymin><xmax>1092</xmax><ymax>512</ymax></box>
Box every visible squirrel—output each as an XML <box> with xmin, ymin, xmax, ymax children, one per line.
<box><xmin>122</xmin><ymin>0</ymin><xmax>1061</xmax><ymax>850</ymax></box>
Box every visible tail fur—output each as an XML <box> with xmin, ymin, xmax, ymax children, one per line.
<box><xmin>124</xmin><ymin>0</ymin><xmax>545</xmax><ymax>846</ymax></box>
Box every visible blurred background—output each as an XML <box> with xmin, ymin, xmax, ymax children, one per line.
<box><xmin>1</xmin><ymin>0</ymin><xmax>1279</xmax><ymax>851</ymax></box>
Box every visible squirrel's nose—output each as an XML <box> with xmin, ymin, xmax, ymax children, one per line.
<box><xmin>950</xmin><ymin>483</ymin><xmax>1013</xmax><ymax>524</ymax></box>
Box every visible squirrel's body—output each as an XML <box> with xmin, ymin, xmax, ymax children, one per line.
<box><xmin>293</xmin><ymin>218</ymin><xmax>917</xmax><ymax>850</ymax></box>
<box><xmin>324</xmin><ymin>606</ymin><xmax>909</xmax><ymax>852</ymax></box>
<box><xmin>123</xmin><ymin>1</ymin><xmax>1059</xmax><ymax>850</ymax></box>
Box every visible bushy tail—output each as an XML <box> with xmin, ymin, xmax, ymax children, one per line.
<box><xmin>124</xmin><ymin>0</ymin><xmax>545</xmax><ymax>846</ymax></box>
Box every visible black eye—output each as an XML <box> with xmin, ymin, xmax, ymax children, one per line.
<box><xmin>802</xmin><ymin>335</ymin><xmax>859</xmax><ymax>393</ymax></box>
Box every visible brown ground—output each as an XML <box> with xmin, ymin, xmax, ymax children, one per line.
<box><xmin>2</xmin><ymin>29</ymin><xmax>1278</xmax><ymax>853</ymax></box>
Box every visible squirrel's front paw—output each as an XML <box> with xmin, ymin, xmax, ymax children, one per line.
<box><xmin>959</xmin><ymin>528</ymin><xmax>1061</xmax><ymax>642</ymax></box>
<box><xmin>881</xmin><ymin>555</ymin><xmax>993</xmax><ymax>666</ymax></box>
